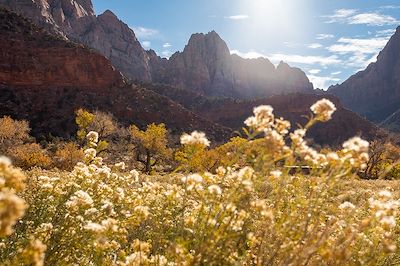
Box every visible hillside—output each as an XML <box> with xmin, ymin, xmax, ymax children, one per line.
<box><xmin>0</xmin><ymin>8</ymin><xmax>231</xmax><ymax>141</ymax></box>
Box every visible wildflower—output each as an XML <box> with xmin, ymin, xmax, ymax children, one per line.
<box><xmin>180</xmin><ymin>131</ymin><xmax>210</xmax><ymax>147</ymax></box>
<box><xmin>245</xmin><ymin>105</ymin><xmax>274</xmax><ymax>132</ymax></box>
<box><xmin>343</xmin><ymin>137</ymin><xmax>369</xmax><ymax>153</ymax></box>
<box><xmin>84</xmin><ymin>148</ymin><xmax>97</xmax><ymax>161</ymax></box>
<box><xmin>84</xmin><ymin>222</ymin><xmax>104</xmax><ymax>233</ymax></box>
<box><xmin>208</xmin><ymin>185</ymin><xmax>222</xmax><ymax>195</ymax></box>
<box><xmin>339</xmin><ymin>201</ymin><xmax>356</xmax><ymax>210</ymax></box>
<box><xmin>380</xmin><ymin>216</ymin><xmax>396</xmax><ymax>229</ymax></box>
<box><xmin>130</xmin><ymin>169</ymin><xmax>140</xmax><ymax>182</ymax></box>
<box><xmin>86</xmin><ymin>131</ymin><xmax>99</xmax><ymax>143</ymax></box>
<box><xmin>274</xmin><ymin>117</ymin><xmax>291</xmax><ymax>135</ymax></box>
<box><xmin>310</xmin><ymin>98</ymin><xmax>336</xmax><ymax>121</ymax></box>
<box><xmin>114</xmin><ymin>162</ymin><xmax>126</xmax><ymax>171</ymax></box>
<box><xmin>66</xmin><ymin>190</ymin><xmax>94</xmax><ymax>211</ymax></box>
<box><xmin>270</xmin><ymin>170</ymin><xmax>282</xmax><ymax>178</ymax></box>
<box><xmin>182</xmin><ymin>174</ymin><xmax>203</xmax><ymax>184</ymax></box>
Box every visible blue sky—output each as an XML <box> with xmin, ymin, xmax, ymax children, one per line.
<box><xmin>92</xmin><ymin>0</ymin><xmax>400</xmax><ymax>89</ymax></box>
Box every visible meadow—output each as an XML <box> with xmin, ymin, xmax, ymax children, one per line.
<box><xmin>1</xmin><ymin>99</ymin><xmax>400</xmax><ymax>265</ymax></box>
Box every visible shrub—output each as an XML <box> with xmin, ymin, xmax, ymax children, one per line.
<box><xmin>53</xmin><ymin>142</ymin><xmax>84</xmax><ymax>170</ymax></box>
<box><xmin>0</xmin><ymin>116</ymin><xmax>30</xmax><ymax>153</ymax></box>
<box><xmin>8</xmin><ymin>143</ymin><xmax>52</xmax><ymax>169</ymax></box>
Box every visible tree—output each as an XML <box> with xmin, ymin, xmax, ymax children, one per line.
<box><xmin>129</xmin><ymin>123</ymin><xmax>171</xmax><ymax>173</ymax></box>
<box><xmin>0</xmin><ymin>116</ymin><xmax>30</xmax><ymax>153</ymax></box>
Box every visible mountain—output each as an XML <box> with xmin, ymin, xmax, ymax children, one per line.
<box><xmin>152</xmin><ymin>31</ymin><xmax>314</xmax><ymax>98</ymax></box>
<box><xmin>328</xmin><ymin>27</ymin><xmax>400</xmax><ymax>123</ymax></box>
<box><xmin>0</xmin><ymin>8</ymin><xmax>231</xmax><ymax>141</ymax></box>
<box><xmin>1</xmin><ymin>0</ymin><xmax>314</xmax><ymax>99</ymax></box>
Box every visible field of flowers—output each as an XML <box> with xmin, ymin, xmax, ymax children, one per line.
<box><xmin>1</xmin><ymin>99</ymin><xmax>400</xmax><ymax>265</ymax></box>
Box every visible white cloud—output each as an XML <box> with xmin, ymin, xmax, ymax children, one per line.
<box><xmin>328</xmin><ymin>37</ymin><xmax>388</xmax><ymax>54</ymax></box>
<box><xmin>375</xmin><ymin>28</ymin><xmax>396</xmax><ymax>37</ymax></box>
<box><xmin>323</xmin><ymin>9</ymin><xmax>399</xmax><ymax>26</ymax></box>
<box><xmin>323</xmin><ymin>9</ymin><xmax>358</xmax><ymax>23</ymax></box>
<box><xmin>141</xmin><ymin>41</ymin><xmax>151</xmax><ymax>49</ymax></box>
<box><xmin>349</xmin><ymin>13</ymin><xmax>398</xmax><ymax>26</ymax></box>
<box><xmin>316</xmin><ymin>34</ymin><xmax>335</xmax><ymax>40</ymax></box>
<box><xmin>309</xmin><ymin>69</ymin><xmax>321</xmax><ymax>74</ymax></box>
<box><xmin>380</xmin><ymin>5</ymin><xmax>400</xmax><ymax>9</ymax></box>
<box><xmin>163</xmin><ymin>42</ymin><xmax>172</xmax><ymax>48</ymax></box>
<box><xmin>231</xmin><ymin>49</ymin><xmax>341</xmax><ymax>66</ymax></box>
<box><xmin>132</xmin><ymin>26</ymin><xmax>159</xmax><ymax>39</ymax></box>
<box><xmin>308</xmin><ymin>43</ymin><xmax>323</xmax><ymax>49</ymax></box>
<box><xmin>224</xmin><ymin>14</ymin><xmax>249</xmax><ymax>20</ymax></box>
<box><xmin>268</xmin><ymin>53</ymin><xmax>342</xmax><ymax>66</ymax></box>
<box><xmin>331</xmin><ymin>71</ymin><xmax>342</xmax><ymax>75</ymax></box>
<box><xmin>308</xmin><ymin>75</ymin><xmax>341</xmax><ymax>90</ymax></box>
<box><xmin>230</xmin><ymin>50</ymin><xmax>266</xmax><ymax>59</ymax></box>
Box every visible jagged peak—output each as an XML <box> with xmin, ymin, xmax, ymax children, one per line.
<box><xmin>99</xmin><ymin>9</ymin><xmax>118</xmax><ymax>19</ymax></box>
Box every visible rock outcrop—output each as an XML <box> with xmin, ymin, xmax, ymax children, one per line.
<box><xmin>0</xmin><ymin>0</ymin><xmax>152</xmax><ymax>81</ymax></box>
<box><xmin>329</xmin><ymin>27</ymin><xmax>400</xmax><ymax>123</ymax></box>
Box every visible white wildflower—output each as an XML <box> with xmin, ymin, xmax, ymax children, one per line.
<box><xmin>310</xmin><ymin>98</ymin><xmax>336</xmax><ymax>122</ymax></box>
<box><xmin>180</xmin><ymin>131</ymin><xmax>211</xmax><ymax>147</ymax></box>
<box><xmin>339</xmin><ymin>201</ymin><xmax>356</xmax><ymax>210</ymax></box>
<box><xmin>208</xmin><ymin>185</ymin><xmax>222</xmax><ymax>195</ymax></box>
<box><xmin>86</xmin><ymin>131</ymin><xmax>99</xmax><ymax>143</ymax></box>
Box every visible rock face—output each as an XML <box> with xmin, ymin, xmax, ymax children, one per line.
<box><xmin>0</xmin><ymin>0</ymin><xmax>152</xmax><ymax>81</ymax></box>
<box><xmin>329</xmin><ymin>27</ymin><xmax>400</xmax><ymax>123</ymax></box>
<box><xmin>0</xmin><ymin>8</ymin><xmax>232</xmax><ymax>141</ymax></box>
<box><xmin>1</xmin><ymin>0</ymin><xmax>314</xmax><ymax>99</ymax></box>
<box><xmin>154</xmin><ymin>31</ymin><xmax>314</xmax><ymax>98</ymax></box>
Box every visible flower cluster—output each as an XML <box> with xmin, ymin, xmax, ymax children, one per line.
<box><xmin>310</xmin><ymin>98</ymin><xmax>337</xmax><ymax>122</ymax></box>
<box><xmin>180</xmin><ymin>131</ymin><xmax>210</xmax><ymax>147</ymax></box>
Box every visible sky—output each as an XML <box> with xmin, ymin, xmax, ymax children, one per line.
<box><xmin>92</xmin><ymin>0</ymin><xmax>400</xmax><ymax>90</ymax></box>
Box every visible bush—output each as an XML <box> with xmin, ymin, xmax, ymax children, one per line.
<box><xmin>53</xmin><ymin>142</ymin><xmax>84</xmax><ymax>170</ymax></box>
<box><xmin>8</xmin><ymin>143</ymin><xmax>52</xmax><ymax>169</ymax></box>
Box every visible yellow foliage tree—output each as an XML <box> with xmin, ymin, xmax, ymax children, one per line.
<box><xmin>0</xmin><ymin>116</ymin><xmax>30</xmax><ymax>153</ymax></box>
<box><xmin>130</xmin><ymin>123</ymin><xmax>171</xmax><ymax>173</ymax></box>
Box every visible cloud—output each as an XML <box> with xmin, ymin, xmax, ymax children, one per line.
<box><xmin>328</xmin><ymin>37</ymin><xmax>388</xmax><ymax>54</ymax></box>
<box><xmin>309</xmin><ymin>69</ymin><xmax>321</xmax><ymax>74</ymax></box>
<box><xmin>268</xmin><ymin>53</ymin><xmax>342</xmax><ymax>66</ymax></box>
<box><xmin>331</xmin><ymin>71</ymin><xmax>342</xmax><ymax>75</ymax></box>
<box><xmin>375</xmin><ymin>28</ymin><xmax>396</xmax><ymax>37</ymax></box>
<box><xmin>380</xmin><ymin>5</ymin><xmax>400</xmax><ymax>9</ymax></box>
<box><xmin>328</xmin><ymin>37</ymin><xmax>389</xmax><ymax>69</ymax></box>
<box><xmin>132</xmin><ymin>26</ymin><xmax>159</xmax><ymax>39</ymax></box>
<box><xmin>316</xmin><ymin>34</ymin><xmax>335</xmax><ymax>40</ymax></box>
<box><xmin>141</xmin><ymin>41</ymin><xmax>151</xmax><ymax>49</ymax></box>
<box><xmin>163</xmin><ymin>42</ymin><xmax>172</xmax><ymax>48</ymax></box>
<box><xmin>230</xmin><ymin>50</ymin><xmax>266</xmax><ymax>59</ymax></box>
<box><xmin>349</xmin><ymin>13</ymin><xmax>398</xmax><ymax>26</ymax></box>
<box><xmin>224</xmin><ymin>14</ymin><xmax>249</xmax><ymax>20</ymax></box>
<box><xmin>323</xmin><ymin>9</ymin><xmax>357</xmax><ymax>23</ymax></box>
<box><xmin>308</xmin><ymin>75</ymin><xmax>341</xmax><ymax>90</ymax></box>
<box><xmin>323</xmin><ymin>9</ymin><xmax>399</xmax><ymax>26</ymax></box>
<box><xmin>231</xmin><ymin>49</ymin><xmax>342</xmax><ymax>66</ymax></box>
<box><xmin>308</xmin><ymin>43</ymin><xmax>323</xmax><ymax>49</ymax></box>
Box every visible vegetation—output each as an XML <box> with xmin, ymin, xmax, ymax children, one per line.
<box><xmin>1</xmin><ymin>99</ymin><xmax>400</xmax><ymax>264</ymax></box>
